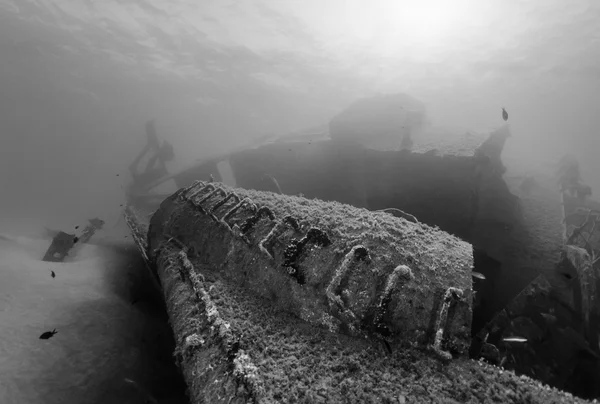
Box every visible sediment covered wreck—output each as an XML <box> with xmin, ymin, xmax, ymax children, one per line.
<box><xmin>42</xmin><ymin>217</ymin><xmax>105</xmax><ymax>262</ymax></box>
<box><xmin>149</xmin><ymin>122</ymin><xmax>562</xmax><ymax>338</ymax></box>
<box><xmin>123</xmin><ymin>94</ymin><xmax>600</xmax><ymax>401</ymax></box>
<box><xmin>125</xmin><ymin>181</ymin><xmax>589</xmax><ymax>403</ymax></box>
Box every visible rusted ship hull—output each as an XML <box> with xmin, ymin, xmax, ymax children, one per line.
<box><xmin>124</xmin><ymin>182</ymin><xmax>591</xmax><ymax>403</ymax></box>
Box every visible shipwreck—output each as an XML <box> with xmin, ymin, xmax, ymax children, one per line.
<box><xmin>122</xmin><ymin>95</ymin><xmax>600</xmax><ymax>402</ymax></box>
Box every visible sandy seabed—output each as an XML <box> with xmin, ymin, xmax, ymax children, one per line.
<box><xmin>0</xmin><ymin>229</ymin><xmax>186</xmax><ymax>404</ymax></box>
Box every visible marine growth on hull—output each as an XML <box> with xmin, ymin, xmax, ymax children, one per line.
<box><xmin>121</xmin><ymin>96</ymin><xmax>600</xmax><ymax>401</ymax></box>
<box><xmin>121</xmin><ymin>172</ymin><xmax>597</xmax><ymax>403</ymax></box>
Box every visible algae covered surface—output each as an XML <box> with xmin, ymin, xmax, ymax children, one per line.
<box><xmin>239</xmin><ymin>187</ymin><xmax>471</xmax><ymax>261</ymax></box>
<box><xmin>148</xmin><ymin>184</ymin><xmax>474</xmax><ymax>354</ymax></box>
<box><xmin>138</xmin><ymin>185</ymin><xmax>595</xmax><ymax>403</ymax></box>
<box><xmin>158</xmin><ymin>243</ymin><xmax>591</xmax><ymax>404</ymax></box>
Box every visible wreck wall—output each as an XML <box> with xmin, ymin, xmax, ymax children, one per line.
<box><xmin>123</xmin><ymin>186</ymin><xmax>591</xmax><ymax>404</ymax></box>
<box><xmin>557</xmin><ymin>193</ymin><xmax>600</xmax><ymax>347</ymax></box>
<box><xmin>171</xmin><ymin>134</ymin><xmax>564</xmax><ymax>335</ymax></box>
<box><xmin>477</xmin><ymin>173</ymin><xmax>597</xmax><ymax>399</ymax></box>
<box><xmin>226</xmin><ymin>139</ymin><xmax>538</xmax><ymax>332</ymax></box>
<box><xmin>466</xmin><ymin>127</ymin><xmax>564</xmax><ymax>330</ymax></box>
<box><xmin>468</xmin><ymin>166</ymin><xmax>566</xmax><ymax>331</ymax></box>
<box><xmin>229</xmin><ymin>141</ymin><xmax>369</xmax><ymax>208</ymax></box>
<box><xmin>229</xmin><ymin>142</ymin><xmax>484</xmax><ymax>240</ymax></box>
<box><xmin>362</xmin><ymin>151</ymin><xmax>479</xmax><ymax>241</ymax></box>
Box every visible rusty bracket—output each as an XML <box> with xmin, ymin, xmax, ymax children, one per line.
<box><xmin>240</xmin><ymin>206</ymin><xmax>276</xmax><ymax>234</ymax></box>
<box><xmin>185</xmin><ymin>182</ymin><xmax>215</xmax><ymax>202</ymax></box>
<box><xmin>371</xmin><ymin>265</ymin><xmax>414</xmax><ymax>338</ymax></box>
<box><xmin>325</xmin><ymin>245</ymin><xmax>370</xmax><ymax>325</ymax></box>
<box><xmin>431</xmin><ymin>286</ymin><xmax>464</xmax><ymax>360</ymax></box>
<box><xmin>257</xmin><ymin>215</ymin><xmax>300</xmax><ymax>260</ymax></box>
<box><xmin>194</xmin><ymin>187</ymin><xmax>227</xmax><ymax>212</ymax></box>
<box><xmin>222</xmin><ymin>198</ymin><xmax>258</xmax><ymax>229</ymax></box>
<box><xmin>282</xmin><ymin>227</ymin><xmax>331</xmax><ymax>285</ymax></box>
<box><xmin>209</xmin><ymin>192</ymin><xmax>242</xmax><ymax>223</ymax></box>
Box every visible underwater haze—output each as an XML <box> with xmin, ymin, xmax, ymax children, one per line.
<box><xmin>1</xmin><ymin>0</ymin><xmax>600</xmax><ymax>225</ymax></box>
<box><xmin>1</xmin><ymin>0</ymin><xmax>600</xmax><ymax>403</ymax></box>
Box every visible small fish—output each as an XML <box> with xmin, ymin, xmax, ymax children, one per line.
<box><xmin>50</xmin><ymin>270</ymin><xmax>55</xmax><ymax>278</ymax></box>
<box><xmin>119</xmin><ymin>204</ymin><xmax>123</xmax><ymax>207</ymax></box>
<box><xmin>503</xmin><ymin>337</ymin><xmax>527</xmax><ymax>343</ymax></box>
<box><xmin>472</xmin><ymin>271</ymin><xmax>486</xmax><ymax>280</ymax></box>
<box><xmin>73</xmin><ymin>236</ymin><xmax>79</xmax><ymax>244</ymax></box>
<box><xmin>502</xmin><ymin>107</ymin><xmax>508</xmax><ymax>122</ymax></box>
<box><xmin>209</xmin><ymin>174</ymin><xmax>214</xmax><ymax>183</ymax></box>
<box><xmin>116</xmin><ymin>174</ymin><xmax>120</xmax><ymax>177</ymax></box>
<box><xmin>39</xmin><ymin>329</ymin><xmax>58</xmax><ymax>340</ymax></box>
<box><xmin>74</xmin><ymin>225</ymin><xmax>79</xmax><ymax>230</ymax></box>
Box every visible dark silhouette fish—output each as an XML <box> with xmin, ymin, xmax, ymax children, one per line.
<box><xmin>74</xmin><ymin>225</ymin><xmax>79</xmax><ymax>230</ymax></box>
<box><xmin>502</xmin><ymin>107</ymin><xmax>508</xmax><ymax>121</ymax></box>
<box><xmin>39</xmin><ymin>329</ymin><xmax>57</xmax><ymax>340</ymax></box>
<box><xmin>73</xmin><ymin>236</ymin><xmax>79</xmax><ymax>244</ymax></box>
<box><xmin>50</xmin><ymin>270</ymin><xmax>55</xmax><ymax>278</ymax></box>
